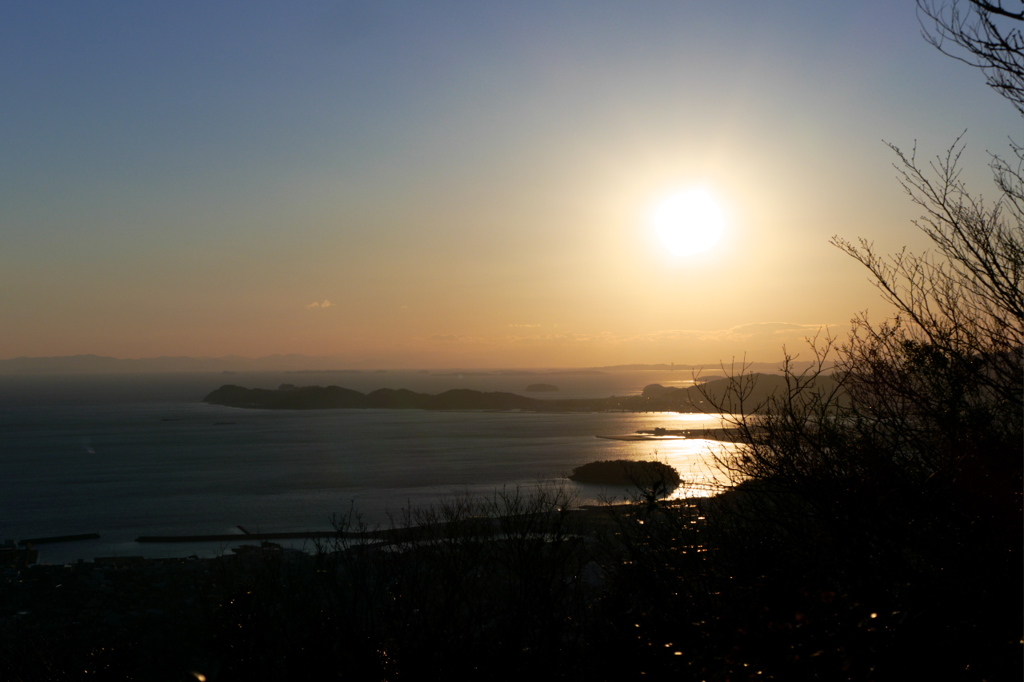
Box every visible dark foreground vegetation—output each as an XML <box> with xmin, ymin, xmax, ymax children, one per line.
<box><xmin>2</xmin><ymin>462</ymin><xmax>1018</xmax><ymax>681</ymax></box>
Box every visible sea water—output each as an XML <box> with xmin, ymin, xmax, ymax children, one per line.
<box><xmin>0</xmin><ymin>371</ymin><xmax>741</xmax><ymax>563</ymax></box>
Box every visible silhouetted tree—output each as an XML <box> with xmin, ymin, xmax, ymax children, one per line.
<box><xmin>694</xmin><ymin>6</ymin><xmax>1024</xmax><ymax>676</ymax></box>
<box><xmin>917</xmin><ymin>0</ymin><xmax>1024</xmax><ymax>112</ymax></box>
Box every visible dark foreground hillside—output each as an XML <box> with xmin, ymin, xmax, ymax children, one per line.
<box><xmin>2</xmin><ymin>482</ymin><xmax>1020</xmax><ymax>681</ymax></box>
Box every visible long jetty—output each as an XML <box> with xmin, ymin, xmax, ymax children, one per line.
<box><xmin>135</xmin><ymin>527</ymin><xmax>436</xmax><ymax>543</ymax></box>
<box><xmin>135</xmin><ymin>519</ymin><xmax>515</xmax><ymax>545</ymax></box>
<box><xmin>137</xmin><ymin>531</ymin><xmax>354</xmax><ymax>543</ymax></box>
<box><xmin>19</xmin><ymin>533</ymin><xmax>100</xmax><ymax>546</ymax></box>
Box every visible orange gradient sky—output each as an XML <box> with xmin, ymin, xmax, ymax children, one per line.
<box><xmin>1</xmin><ymin>2</ymin><xmax>1018</xmax><ymax>368</ymax></box>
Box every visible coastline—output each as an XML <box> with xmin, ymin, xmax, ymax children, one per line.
<box><xmin>4</xmin><ymin>399</ymin><xmax>741</xmax><ymax>566</ymax></box>
<box><xmin>596</xmin><ymin>427</ymin><xmax>748</xmax><ymax>442</ymax></box>
<box><xmin>16</xmin><ymin>497</ymin><xmax>696</xmax><ymax>562</ymax></box>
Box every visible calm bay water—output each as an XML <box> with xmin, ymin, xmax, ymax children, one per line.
<box><xmin>0</xmin><ymin>372</ymin><xmax>739</xmax><ymax>564</ymax></box>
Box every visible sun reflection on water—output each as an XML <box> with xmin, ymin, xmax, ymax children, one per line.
<box><xmin>578</xmin><ymin>411</ymin><xmax>747</xmax><ymax>504</ymax></box>
<box><xmin>631</xmin><ymin>412</ymin><xmax>743</xmax><ymax>499</ymax></box>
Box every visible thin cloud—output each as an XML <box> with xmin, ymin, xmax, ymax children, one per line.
<box><xmin>505</xmin><ymin>331</ymin><xmax>618</xmax><ymax>345</ymax></box>
<box><xmin>502</xmin><ymin>323</ymin><xmax>842</xmax><ymax>347</ymax></box>
<box><xmin>305</xmin><ymin>299</ymin><xmax>333</xmax><ymax>309</ymax></box>
<box><xmin>727</xmin><ymin>322</ymin><xmax>821</xmax><ymax>336</ymax></box>
<box><xmin>426</xmin><ymin>334</ymin><xmax>485</xmax><ymax>344</ymax></box>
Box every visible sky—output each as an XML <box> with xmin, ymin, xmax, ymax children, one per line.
<box><xmin>1</xmin><ymin>1</ymin><xmax>1020</xmax><ymax>368</ymax></box>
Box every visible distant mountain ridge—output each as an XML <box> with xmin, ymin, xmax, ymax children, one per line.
<box><xmin>0</xmin><ymin>354</ymin><xmax>361</xmax><ymax>374</ymax></box>
<box><xmin>0</xmin><ymin>354</ymin><xmax>809</xmax><ymax>376</ymax></box>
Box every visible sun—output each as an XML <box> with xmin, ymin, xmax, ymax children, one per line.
<box><xmin>652</xmin><ymin>188</ymin><xmax>726</xmax><ymax>256</ymax></box>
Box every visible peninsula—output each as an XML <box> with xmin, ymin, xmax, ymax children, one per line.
<box><xmin>201</xmin><ymin>374</ymin><xmax>826</xmax><ymax>412</ymax></box>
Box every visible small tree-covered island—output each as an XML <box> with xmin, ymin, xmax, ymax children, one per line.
<box><xmin>568</xmin><ymin>459</ymin><xmax>682</xmax><ymax>488</ymax></box>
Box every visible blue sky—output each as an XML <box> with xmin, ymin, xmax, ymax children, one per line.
<box><xmin>1</xmin><ymin>1</ymin><xmax>1019</xmax><ymax>366</ymax></box>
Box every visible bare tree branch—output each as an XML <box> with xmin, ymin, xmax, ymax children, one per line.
<box><xmin>917</xmin><ymin>0</ymin><xmax>1024</xmax><ymax>113</ymax></box>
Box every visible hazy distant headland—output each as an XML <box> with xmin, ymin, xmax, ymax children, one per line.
<box><xmin>0</xmin><ymin>354</ymin><xmax>366</xmax><ymax>375</ymax></box>
<box><xmin>525</xmin><ymin>382</ymin><xmax>559</xmax><ymax>392</ymax></box>
<box><xmin>0</xmin><ymin>354</ymin><xmax>820</xmax><ymax>376</ymax></box>
<box><xmin>202</xmin><ymin>373</ymin><xmax>827</xmax><ymax>413</ymax></box>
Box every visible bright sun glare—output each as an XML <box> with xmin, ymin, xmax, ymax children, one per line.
<box><xmin>652</xmin><ymin>188</ymin><xmax>726</xmax><ymax>256</ymax></box>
